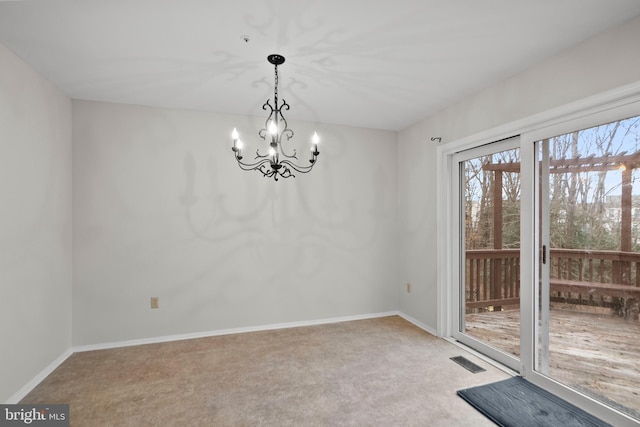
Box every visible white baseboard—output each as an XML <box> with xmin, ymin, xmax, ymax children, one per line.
<box><xmin>397</xmin><ymin>312</ymin><xmax>439</xmax><ymax>336</ymax></box>
<box><xmin>73</xmin><ymin>311</ymin><xmax>401</xmax><ymax>352</ymax></box>
<box><xmin>6</xmin><ymin>349</ymin><xmax>73</xmax><ymax>404</ymax></box>
<box><xmin>9</xmin><ymin>311</ymin><xmax>432</xmax><ymax>402</ymax></box>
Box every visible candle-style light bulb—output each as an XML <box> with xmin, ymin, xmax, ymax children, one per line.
<box><xmin>232</xmin><ymin>128</ymin><xmax>241</xmax><ymax>153</ymax></box>
<box><xmin>309</xmin><ymin>132</ymin><xmax>319</xmax><ymax>163</ymax></box>
<box><xmin>268</xmin><ymin>121</ymin><xmax>278</xmax><ymax>135</ymax></box>
<box><xmin>234</xmin><ymin>139</ymin><xmax>243</xmax><ymax>159</ymax></box>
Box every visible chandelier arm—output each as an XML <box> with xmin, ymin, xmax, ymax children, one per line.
<box><xmin>279</xmin><ymin>100</ymin><xmax>293</xmax><ymax>141</ymax></box>
<box><xmin>277</xmin><ymin>144</ymin><xmax>298</xmax><ymax>160</ymax></box>
<box><xmin>275</xmin><ymin>100</ymin><xmax>297</xmax><ymax>158</ymax></box>
<box><xmin>279</xmin><ymin>159</ymin><xmax>316</xmax><ymax>174</ymax></box>
<box><xmin>263</xmin><ymin>99</ymin><xmax>274</xmax><ymax>113</ymax></box>
<box><xmin>272</xmin><ymin>165</ymin><xmax>294</xmax><ymax>180</ymax></box>
<box><xmin>235</xmin><ymin>156</ymin><xmax>273</xmax><ymax>171</ymax></box>
<box><xmin>278</xmin><ymin>167</ymin><xmax>294</xmax><ymax>179</ymax></box>
<box><xmin>254</xmin><ymin>148</ymin><xmax>274</xmax><ymax>159</ymax></box>
<box><xmin>257</xmin><ymin>164</ymin><xmax>295</xmax><ymax>181</ymax></box>
<box><xmin>257</xmin><ymin>164</ymin><xmax>276</xmax><ymax>179</ymax></box>
<box><xmin>260</xmin><ymin>100</ymin><xmax>276</xmax><ymax>141</ymax></box>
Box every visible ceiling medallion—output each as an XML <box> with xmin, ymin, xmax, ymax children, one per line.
<box><xmin>231</xmin><ymin>54</ymin><xmax>320</xmax><ymax>181</ymax></box>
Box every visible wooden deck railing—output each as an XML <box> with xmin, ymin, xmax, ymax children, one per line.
<box><xmin>549</xmin><ymin>248</ymin><xmax>639</xmax><ymax>286</ymax></box>
<box><xmin>465</xmin><ymin>249</ymin><xmax>520</xmax><ymax>310</ymax></box>
<box><xmin>465</xmin><ymin>248</ymin><xmax>640</xmax><ymax>315</ymax></box>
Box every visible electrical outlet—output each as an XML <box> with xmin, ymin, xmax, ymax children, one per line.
<box><xmin>406</xmin><ymin>283</ymin><xmax>412</xmax><ymax>293</ymax></box>
<box><xmin>151</xmin><ymin>297</ymin><xmax>159</xmax><ymax>309</ymax></box>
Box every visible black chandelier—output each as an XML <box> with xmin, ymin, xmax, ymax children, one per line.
<box><xmin>231</xmin><ymin>54</ymin><xmax>320</xmax><ymax>181</ymax></box>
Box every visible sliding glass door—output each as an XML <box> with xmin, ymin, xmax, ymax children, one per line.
<box><xmin>452</xmin><ymin>137</ymin><xmax>521</xmax><ymax>371</ymax></box>
<box><xmin>534</xmin><ymin>116</ymin><xmax>640</xmax><ymax>421</ymax></box>
<box><xmin>444</xmin><ymin>99</ymin><xmax>640</xmax><ymax>426</ymax></box>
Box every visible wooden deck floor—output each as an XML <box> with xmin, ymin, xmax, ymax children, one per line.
<box><xmin>465</xmin><ymin>305</ymin><xmax>640</xmax><ymax>420</ymax></box>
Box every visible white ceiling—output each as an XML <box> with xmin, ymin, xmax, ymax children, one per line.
<box><xmin>1</xmin><ymin>1</ymin><xmax>640</xmax><ymax>131</ymax></box>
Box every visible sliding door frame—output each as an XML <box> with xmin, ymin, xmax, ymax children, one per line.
<box><xmin>520</xmin><ymin>99</ymin><xmax>640</xmax><ymax>427</ymax></box>
<box><xmin>437</xmin><ymin>81</ymin><xmax>640</xmax><ymax>427</ymax></box>
<box><xmin>450</xmin><ymin>137</ymin><xmax>521</xmax><ymax>372</ymax></box>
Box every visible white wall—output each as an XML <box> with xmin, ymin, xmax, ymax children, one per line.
<box><xmin>6</xmin><ymin>10</ymin><xmax>639</xmax><ymax>401</ymax></box>
<box><xmin>0</xmin><ymin>44</ymin><xmax>72</xmax><ymax>402</ymax></box>
<box><xmin>72</xmin><ymin>100</ymin><xmax>399</xmax><ymax>345</ymax></box>
<box><xmin>398</xmin><ymin>15</ymin><xmax>640</xmax><ymax>329</ymax></box>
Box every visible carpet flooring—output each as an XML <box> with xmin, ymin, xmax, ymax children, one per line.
<box><xmin>20</xmin><ymin>316</ymin><xmax>510</xmax><ymax>426</ymax></box>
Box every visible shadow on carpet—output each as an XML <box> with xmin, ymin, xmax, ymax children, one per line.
<box><xmin>457</xmin><ymin>376</ymin><xmax>611</xmax><ymax>427</ymax></box>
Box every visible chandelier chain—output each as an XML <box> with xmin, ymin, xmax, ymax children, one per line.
<box><xmin>274</xmin><ymin>63</ymin><xmax>279</xmax><ymax>107</ymax></box>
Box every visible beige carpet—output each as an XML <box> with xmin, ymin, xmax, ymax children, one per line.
<box><xmin>21</xmin><ymin>316</ymin><xmax>509</xmax><ymax>426</ymax></box>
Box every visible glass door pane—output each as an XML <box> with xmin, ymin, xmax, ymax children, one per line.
<box><xmin>459</xmin><ymin>145</ymin><xmax>521</xmax><ymax>359</ymax></box>
<box><xmin>536</xmin><ymin>116</ymin><xmax>640</xmax><ymax>421</ymax></box>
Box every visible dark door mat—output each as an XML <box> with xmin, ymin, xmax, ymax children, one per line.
<box><xmin>457</xmin><ymin>376</ymin><xmax>612</xmax><ymax>427</ymax></box>
<box><xmin>450</xmin><ymin>355</ymin><xmax>486</xmax><ymax>373</ymax></box>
